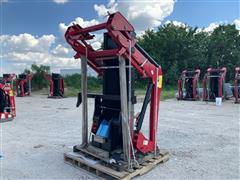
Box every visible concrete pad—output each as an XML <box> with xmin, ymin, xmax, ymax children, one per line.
<box><xmin>0</xmin><ymin>95</ymin><xmax>239</xmax><ymax>179</ymax></box>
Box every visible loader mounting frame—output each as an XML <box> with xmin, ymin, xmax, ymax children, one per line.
<box><xmin>65</xmin><ymin>11</ymin><xmax>165</xmax><ymax>172</ymax></box>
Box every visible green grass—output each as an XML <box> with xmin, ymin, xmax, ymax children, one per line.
<box><xmin>64</xmin><ymin>87</ymin><xmax>79</xmax><ymax>97</ymax></box>
<box><xmin>136</xmin><ymin>88</ymin><xmax>176</xmax><ymax>100</ymax></box>
<box><xmin>65</xmin><ymin>86</ymin><xmax>176</xmax><ymax>101</ymax></box>
<box><xmin>161</xmin><ymin>89</ymin><xmax>176</xmax><ymax>100</ymax></box>
<box><xmin>64</xmin><ymin>86</ymin><xmax>102</xmax><ymax>97</ymax></box>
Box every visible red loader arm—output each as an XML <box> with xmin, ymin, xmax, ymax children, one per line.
<box><xmin>65</xmin><ymin>12</ymin><xmax>162</xmax><ymax>153</ymax></box>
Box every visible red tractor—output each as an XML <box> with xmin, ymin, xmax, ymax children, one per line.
<box><xmin>64</xmin><ymin>11</ymin><xmax>168</xmax><ymax>174</ymax></box>
<box><xmin>202</xmin><ymin>67</ymin><xmax>227</xmax><ymax>101</ymax></box>
<box><xmin>0</xmin><ymin>74</ymin><xmax>16</xmax><ymax>122</ymax></box>
<box><xmin>16</xmin><ymin>73</ymin><xmax>33</xmax><ymax>97</ymax></box>
<box><xmin>177</xmin><ymin>69</ymin><xmax>200</xmax><ymax>101</ymax></box>
<box><xmin>234</xmin><ymin>67</ymin><xmax>240</xmax><ymax>103</ymax></box>
<box><xmin>44</xmin><ymin>73</ymin><xmax>64</xmax><ymax>98</ymax></box>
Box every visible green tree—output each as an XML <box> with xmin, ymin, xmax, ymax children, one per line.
<box><xmin>207</xmin><ymin>24</ymin><xmax>240</xmax><ymax>81</ymax></box>
<box><xmin>26</xmin><ymin>64</ymin><xmax>50</xmax><ymax>90</ymax></box>
<box><xmin>138</xmin><ymin>22</ymin><xmax>240</xmax><ymax>86</ymax></box>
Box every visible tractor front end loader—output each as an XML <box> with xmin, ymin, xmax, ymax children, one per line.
<box><xmin>202</xmin><ymin>67</ymin><xmax>227</xmax><ymax>101</ymax></box>
<box><xmin>44</xmin><ymin>73</ymin><xmax>64</xmax><ymax>98</ymax></box>
<box><xmin>63</xmin><ymin>12</ymin><xmax>168</xmax><ymax>177</ymax></box>
<box><xmin>177</xmin><ymin>69</ymin><xmax>200</xmax><ymax>101</ymax></box>
<box><xmin>16</xmin><ymin>73</ymin><xmax>33</xmax><ymax>97</ymax></box>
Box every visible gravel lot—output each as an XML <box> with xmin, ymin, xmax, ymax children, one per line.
<box><xmin>0</xmin><ymin>95</ymin><xmax>239</xmax><ymax>179</ymax></box>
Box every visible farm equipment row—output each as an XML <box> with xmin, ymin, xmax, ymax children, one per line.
<box><xmin>0</xmin><ymin>72</ymin><xmax>65</xmax><ymax>123</ymax></box>
<box><xmin>177</xmin><ymin>67</ymin><xmax>240</xmax><ymax>103</ymax></box>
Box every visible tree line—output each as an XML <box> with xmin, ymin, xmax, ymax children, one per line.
<box><xmin>23</xmin><ymin>22</ymin><xmax>239</xmax><ymax>91</ymax></box>
<box><xmin>138</xmin><ymin>23</ymin><xmax>240</xmax><ymax>86</ymax></box>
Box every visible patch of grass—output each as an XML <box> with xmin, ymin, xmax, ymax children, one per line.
<box><xmin>136</xmin><ymin>88</ymin><xmax>176</xmax><ymax>100</ymax></box>
<box><xmin>64</xmin><ymin>86</ymin><xmax>102</xmax><ymax>97</ymax></box>
<box><xmin>161</xmin><ymin>89</ymin><xmax>176</xmax><ymax>100</ymax></box>
<box><xmin>64</xmin><ymin>87</ymin><xmax>79</xmax><ymax>97</ymax></box>
<box><xmin>65</xmin><ymin>85</ymin><xmax>176</xmax><ymax>100</ymax></box>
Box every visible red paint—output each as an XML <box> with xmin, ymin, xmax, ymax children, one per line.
<box><xmin>177</xmin><ymin>69</ymin><xmax>200</xmax><ymax>100</ymax></box>
<box><xmin>202</xmin><ymin>67</ymin><xmax>227</xmax><ymax>101</ymax></box>
<box><xmin>234</xmin><ymin>67</ymin><xmax>240</xmax><ymax>103</ymax></box>
<box><xmin>16</xmin><ymin>74</ymin><xmax>33</xmax><ymax>97</ymax></box>
<box><xmin>0</xmin><ymin>82</ymin><xmax>16</xmax><ymax>121</ymax></box>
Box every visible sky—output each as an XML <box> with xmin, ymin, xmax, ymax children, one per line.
<box><xmin>0</xmin><ymin>0</ymin><xmax>239</xmax><ymax>74</ymax></box>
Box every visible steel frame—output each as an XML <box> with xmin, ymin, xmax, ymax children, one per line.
<box><xmin>16</xmin><ymin>74</ymin><xmax>33</xmax><ymax>97</ymax></box>
<box><xmin>44</xmin><ymin>73</ymin><xmax>65</xmax><ymax>98</ymax></box>
<box><xmin>177</xmin><ymin>69</ymin><xmax>200</xmax><ymax>101</ymax></box>
<box><xmin>202</xmin><ymin>67</ymin><xmax>227</xmax><ymax>101</ymax></box>
<box><xmin>65</xmin><ymin>12</ymin><xmax>163</xmax><ymax>168</ymax></box>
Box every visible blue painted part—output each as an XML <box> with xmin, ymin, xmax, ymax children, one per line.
<box><xmin>96</xmin><ymin>119</ymin><xmax>110</xmax><ymax>139</ymax></box>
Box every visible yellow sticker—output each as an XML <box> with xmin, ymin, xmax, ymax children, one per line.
<box><xmin>158</xmin><ymin>75</ymin><xmax>162</xmax><ymax>88</ymax></box>
<box><xmin>9</xmin><ymin>90</ymin><xmax>14</xmax><ymax>97</ymax></box>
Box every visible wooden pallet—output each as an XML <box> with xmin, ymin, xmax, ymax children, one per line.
<box><xmin>64</xmin><ymin>150</ymin><xmax>169</xmax><ymax>180</ymax></box>
<box><xmin>0</xmin><ymin>118</ymin><xmax>13</xmax><ymax>123</ymax></box>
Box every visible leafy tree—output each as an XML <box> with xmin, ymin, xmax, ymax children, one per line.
<box><xmin>23</xmin><ymin>64</ymin><xmax>50</xmax><ymax>90</ymax></box>
<box><xmin>138</xmin><ymin>23</ymin><xmax>240</xmax><ymax>87</ymax></box>
<box><xmin>207</xmin><ymin>24</ymin><xmax>240</xmax><ymax>81</ymax></box>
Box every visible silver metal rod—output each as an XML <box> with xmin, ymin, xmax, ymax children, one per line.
<box><xmin>95</xmin><ymin>56</ymin><xmax>118</xmax><ymax>61</ymax></box>
<box><xmin>119</xmin><ymin>56</ymin><xmax>130</xmax><ymax>167</ymax></box>
<box><xmin>128</xmin><ymin>40</ymin><xmax>132</xmax><ymax>137</ymax></box>
<box><xmin>29</xmin><ymin>79</ymin><xmax>31</xmax><ymax>95</ymax></box>
<box><xmin>128</xmin><ymin>40</ymin><xmax>132</xmax><ymax>168</ymax></box>
<box><xmin>208</xmin><ymin>75</ymin><xmax>221</xmax><ymax>78</ymax></box>
<box><xmin>98</xmin><ymin>65</ymin><xmax>132</xmax><ymax>69</ymax></box>
<box><xmin>81</xmin><ymin>55</ymin><xmax>88</xmax><ymax>147</ymax></box>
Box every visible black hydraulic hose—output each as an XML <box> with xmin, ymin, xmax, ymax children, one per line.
<box><xmin>136</xmin><ymin>83</ymin><xmax>153</xmax><ymax>133</ymax></box>
<box><xmin>135</xmin><ymin>43</ymin><xmax>159</xmax><ymax>67</ymax></box>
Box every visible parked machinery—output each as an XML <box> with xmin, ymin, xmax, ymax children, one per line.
<box><xmin>177</xmin><ymin>69</ymin><xmax>200</xmax><ymax>100</ymax></box>
<box><xmin>16</xmin><ymin>73</ymin><xmax>33</xmax><ymax>97</ymax></box>
<box><xmin>64</xmin><ymin>12</ymin><xmax>167</xmax><ymax>173</ymax></box>
<box><xmin>3</xmin><ymin>74</ymin><xmax>16</xmax><ymax>85</ymax></box>
<box><xmin>234</xmin><ymin>67</ymin><xmax>240</xmax><ymax>103</ymax></box>
<box><xmin>202</xmin><ymin>67</ymin><xmax>227</xmax><ymax>101</ymax></box>
<box><xmin>0</xmin><ymin>74</ymin><xmax>16</xmax><ymax>122</ymax></box>
<box><xmin>44</xmin><ymin>73</ymin><xmax>64</xmax><ymax>98</ymax></box>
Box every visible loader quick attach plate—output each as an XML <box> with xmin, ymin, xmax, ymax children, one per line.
<box><xmin>64</xmin><ymin>149</ymin><xmax>169</xmax><ymax>180</ymax></box>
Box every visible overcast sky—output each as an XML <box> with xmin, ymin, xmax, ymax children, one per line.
<box><xmin>0</xmin><ymin>0</ymin><xmax>239</xmax><ymax>74</ymax></box>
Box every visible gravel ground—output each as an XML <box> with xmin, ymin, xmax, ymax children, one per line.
<box><xmin>0</xmin><ymin>95</ymin><xmax>239</xmax><ymax>180</ymax></box>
